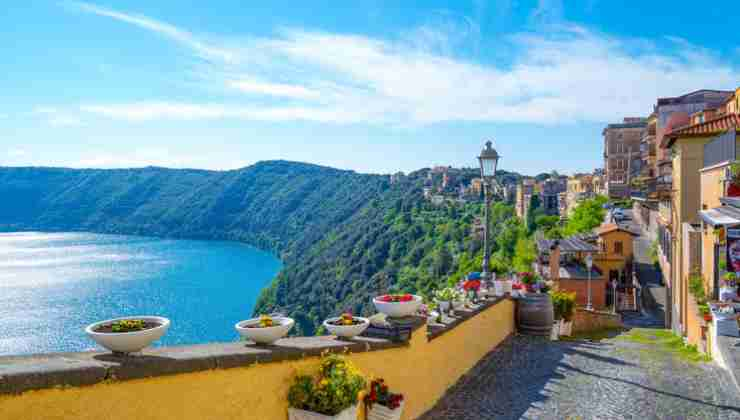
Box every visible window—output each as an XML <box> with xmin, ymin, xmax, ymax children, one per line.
<box><xmin>614</xmin><ymin>241</ymin><xmax>623</xmax><ymax>255</ymax></box>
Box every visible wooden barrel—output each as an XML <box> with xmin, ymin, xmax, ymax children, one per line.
<box><xmin>517</xmin><ymin>293</ymin><xmax>554</xmax><ymax>336</ymax></box>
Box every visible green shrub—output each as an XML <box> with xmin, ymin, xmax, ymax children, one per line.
<box><xmin>288</xmin><ymin>354</ymin><xmax>366</xmax><ymax>415</ymax></box>
<box><xmin>688</xmin><ymin>271</ymin><xmax>706</xmax><ymax>305</ymax></box>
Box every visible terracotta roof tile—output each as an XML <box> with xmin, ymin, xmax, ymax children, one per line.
<box><xmin>661</xmin><ymin>113</ymin><xmax>740</xmax><ymax>148</ymax></box>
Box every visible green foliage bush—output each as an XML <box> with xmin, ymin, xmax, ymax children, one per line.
<box><xmin>688</xmin><ymin>271</ymin><xmax>706</xmax><ymax>306</ymax></box>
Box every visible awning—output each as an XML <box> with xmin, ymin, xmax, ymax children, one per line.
<box><xmin>700</xmin><ymin>205</ymin><xmax>740</xmax><ymax>227</ymax></box>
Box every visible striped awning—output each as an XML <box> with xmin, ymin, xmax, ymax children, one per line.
<box><xmin>700</xmin><ymin>205</ymin><xmax>740</xmax><ymax>227</ymax></box>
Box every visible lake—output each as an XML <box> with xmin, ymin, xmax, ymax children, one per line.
<box><xmin>0</xmin><ymin>232</ymin><xmax>282</xmax><ymax>356</ymax></box>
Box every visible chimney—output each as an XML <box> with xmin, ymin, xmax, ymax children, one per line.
<box><xmin>549</xmin><ymin>241</ymin><xmax>561</xmax><ymax>281</ymax></box>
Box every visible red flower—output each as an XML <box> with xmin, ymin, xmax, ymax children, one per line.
<box><xmin>463</xmin><ymin>280</ymin><xmax>481</xmax><ymax>291</ymax></box>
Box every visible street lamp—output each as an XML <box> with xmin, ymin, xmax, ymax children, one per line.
<box><xmin>478</xmin><ymin>141</ymin><xmax>500</xmax><ymax>283</ymax></box>
<box><xmin>585</xmin><ymin>253</ymin><xmax>594</xmax><ymax>311</ymax></box>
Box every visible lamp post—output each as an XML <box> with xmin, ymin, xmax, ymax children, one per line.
<box><xmin>478</xmin><ymin>141</ymin><xmax>500</xmax><ymax>284</ymax></box>
<box><xmin>585</xmin><ymin>253</ymin><xmax>594</xmax><ymax>311</ymax></box>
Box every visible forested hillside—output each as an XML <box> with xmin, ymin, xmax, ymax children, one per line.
<box><xmin>0</xmin><ymin>161</ymin><xmax>387</xmax><ymax>261</ymax></box>
<box><xmin>255</xmin><ymin>170</ymin><xmax>533</xmax><ymax>334</ymax></box>
<box><xmin>0</xmin><ymin>161</ymin><xmax>530</xmax><ymax>334</ymax></box>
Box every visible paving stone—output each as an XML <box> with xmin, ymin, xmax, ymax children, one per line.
<box><xmin>419</xmin><ymin>329</ymin><xmax>740</xmax><ymax>420</ymax></box>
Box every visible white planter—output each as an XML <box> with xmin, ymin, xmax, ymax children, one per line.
<box><xmin>427</xmin><ymin>311</ymin><xmax>440</xmax><ymax>324</ymax></box>
<box><xmin>452</xmin><ymin>300</ymin><xmax>465</xmax><ymax>310</ymax></box>
<box><xmin>493</xmin><ymin>281</ymin><xmax>504</xmax><ymax>296</ymax></box>
<box><xmin>373</xmin><ymin>295</ymin><xmax>422</xmax><ymax>318</ymax></box>
<box><xmin>503</xmin><ymin>280</ymin><xmax>513</xmax><ymax>295</ymax></box>
<box><xmin>323</xmin><ymin>317</ymin><xmax>370</xmax><ymax>338</ymax></box>
<box><xmin>367</xmin><ymin>401</ymin><xmax>404</xmax><ymax>420</ymax></box>
<box><xmin>235</xmin><ymin>317</ymin><xmax>294</xmax><ymax>344</ymax></box>
<box><xmin>85</xmin><ymin>316</ymin><xmax>170</xmax><ymax>354</ymax></box>
<box><xmin>288</xmin><ymin>405</ymin><xmax>357</xmax><ymax>420</ymax></box>
<box><xmin>436</xmin><ymin>301</ymin><xmax>451</xmax><ymax>313</ymax></box>
<box><xmin>550</xmin><ymin>320</ymin><xmax>561</xmax><ymax>341</ymax></box>
<box><xmin>559</xmin><ymin>320</ymin><xmax>573</xmax><ymax>337</ymax></box>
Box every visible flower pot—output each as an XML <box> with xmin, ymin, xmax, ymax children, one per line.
<box><xmin>373</xmin><ymin>295</ymin><xmax>422</xmax><ymax>318</ymax></box>
<box><xmin>288</xmin><ymin>405</ymin><xmax>357</xmax><ymax>420</ymax></box>
<box><xmin>288</xmin><ymin>405</ymin><xmax>358</xmax><ymax>420</ymax></box>
<box><xmin>503</xmin><ymin>280</ymin><xmax>513</xmax><ymax>295</ymax></box>
<box><xmin>452</xmin><ymin>300</ymin><xmax>465</xmax><ymax>310</ymax></box>
<box><xmin>367</xmin><ymin>401</ymin><xmax>405</xmax><ymax>420</ymax></box>
<box><xmin>559</xmin><ymin>320</ymin><xmax>573</xmax><ymax>337</ymax></box>
<box><xmin>427</xmin><ymin>311</ymin><xmax>440</xmax><ymax>324</ymax></box>
<box><xmin>235</xmin><ymin>317</ymin><xmax>294</xmax><ymax>344</ymax></box>
<box><xmin>550</xmin><ymin>320</ymin><xmax>561</xmax><ymax>341</ymax></box>
<box><xmin>323</xmin><ymin>317</ymin><xmax>370</xmax><ymax>338</ymax></box>
<box><xmin>493</xmin><ymin>281</ymin><xmax>504</xmax><ymax>296</ymax></box>
<box><xmin>85</xmin><ymin>316</ymin><xmax>170</xmax><ymax>354</ymax></box>
<box><xmin>436</xmin><ymin>301</ymin><xmax>451</xmax><ymax>313</ymax></box>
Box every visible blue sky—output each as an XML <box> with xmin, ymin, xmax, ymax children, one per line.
<box><xmin>1</xmin><ymin>1</ymin><xmax>738</xmax><ymax>175</ymax></box>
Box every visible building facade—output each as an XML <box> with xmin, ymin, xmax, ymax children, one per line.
<box><xmin>603</xmin><ymin>118</ymin><xmax>648</xmax><ymax>199</ymax></box>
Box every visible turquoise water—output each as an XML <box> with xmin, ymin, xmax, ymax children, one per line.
<box><xmin>0</xmin><ymin>232</ymin><xmax>282</xmax><ymax>356</ymax></box>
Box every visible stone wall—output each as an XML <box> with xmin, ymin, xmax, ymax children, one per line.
<box><xmin>572</xmin><ymin>308</ymin><xmax>623</xmax><ymax>334</ymax></box>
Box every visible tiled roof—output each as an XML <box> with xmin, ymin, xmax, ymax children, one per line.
<box><xmin>537</xmin><ymin>237</ymin><xmax>600</xmax><ymax>253</ymax></box>
<box><xmin>594</xmin><ymin>223</ymin><xmax>640</xmax><ymax>236</ymax></box>
<box><xmin>661</xmin><ymin>114</ymin><xmax>740</xmax><ymax>148</ymax></box>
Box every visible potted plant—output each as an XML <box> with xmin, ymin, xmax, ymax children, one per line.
<box><xmin>519</xmin><ymin>272</ymin><xmax>540</xmax><ymax>293</ymax></box>
<box><xmin>721</xmin><ymin>273</ymin><xmax>738</xmax><ymax>302</ymax></box>
<box><xmin>418</xmin><ymin>303</ymin><xmax>440</xmax><ymax>325</ymax></box>
<box><xmin>235</xmin><ymin>314</ymin><xmax>295</xmax><ymax>344</ymax></box>
<box><xmin>373</xmin><ymin>294</ymin><xmax>423</xmax><ymax>318</ymax></box>
<box><xmin>551</xmin><ymin>290</ymin><xmax>576</xmax><ymax>337</ymax></box>
<box><xmin>288</xmin><ymin>354</ymin><xmax>367</xmax><ymax>420</ymax></box>
<box><xmin>323</xmin><ymin>313</ymin><xmax>370</xmax><ymax>338</ymax></box>
<box><xmin>463</xmin><ymin>277</ymin><xmax>482</xmax><ymax>302</ymax></box>
<box><xmin>364</xmin><ymin>378</ymin><xmax>405</xmax><ymax>420</ymax></box>
<box><xmin>699</xmin><ymin>304</ymin><xmax>712</xmax><ymax>323</ymax></box>
<box><xmin>85</xmin><ymin>316</ymin><xmax>170</xmax><ymax>354</ymax></box>
<box><xmin>434</xmin><ymin>288</ymin><xmax>462</xmax><ymax>314</ymax></box>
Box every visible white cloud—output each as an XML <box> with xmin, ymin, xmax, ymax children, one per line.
<box><xmin>68</xmin><ymin>3</ymin><xmax>739</xmax><ymax>126</ymax></box>
<box><xmin>69</xmin><ymin>2</ymin><xmax>234</xmax><ymax>62</ymax></box>
<box><xmin>226</xmin><ymin>79</ymin><xmax>319</xmax><ymax>99</ymax></box>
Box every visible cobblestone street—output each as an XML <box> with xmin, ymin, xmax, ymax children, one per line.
<box><xmin>419</xmin><ymin>329</ymin><xmax>740</xmax><ymax>420</ymax></box>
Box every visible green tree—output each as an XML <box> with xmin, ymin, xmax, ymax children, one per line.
<box><xmin>563</xmin><ymin>195</ymin><xmax>608</xmax><ymax>235</ymax></box>
<box><xmin>512</xmin><ymin>236</ymin><xmax>536</xmax><ymax>272</ymax></box>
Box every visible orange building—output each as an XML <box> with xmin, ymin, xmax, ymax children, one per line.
<box><xmin>536</xmin><ymin>224</ymin><xmax>638</xmax><ymax>310</ymax></box>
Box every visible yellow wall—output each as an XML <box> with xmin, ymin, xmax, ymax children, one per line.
<box><xmin>672</xmin><ymin>136</ymin><xmax>713</xmax><ymax>334</ymax></box>
<box><xmin>0</xmin><ymin>300</ymin><xmax>515</xmax><ymax>420</ymax></box>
